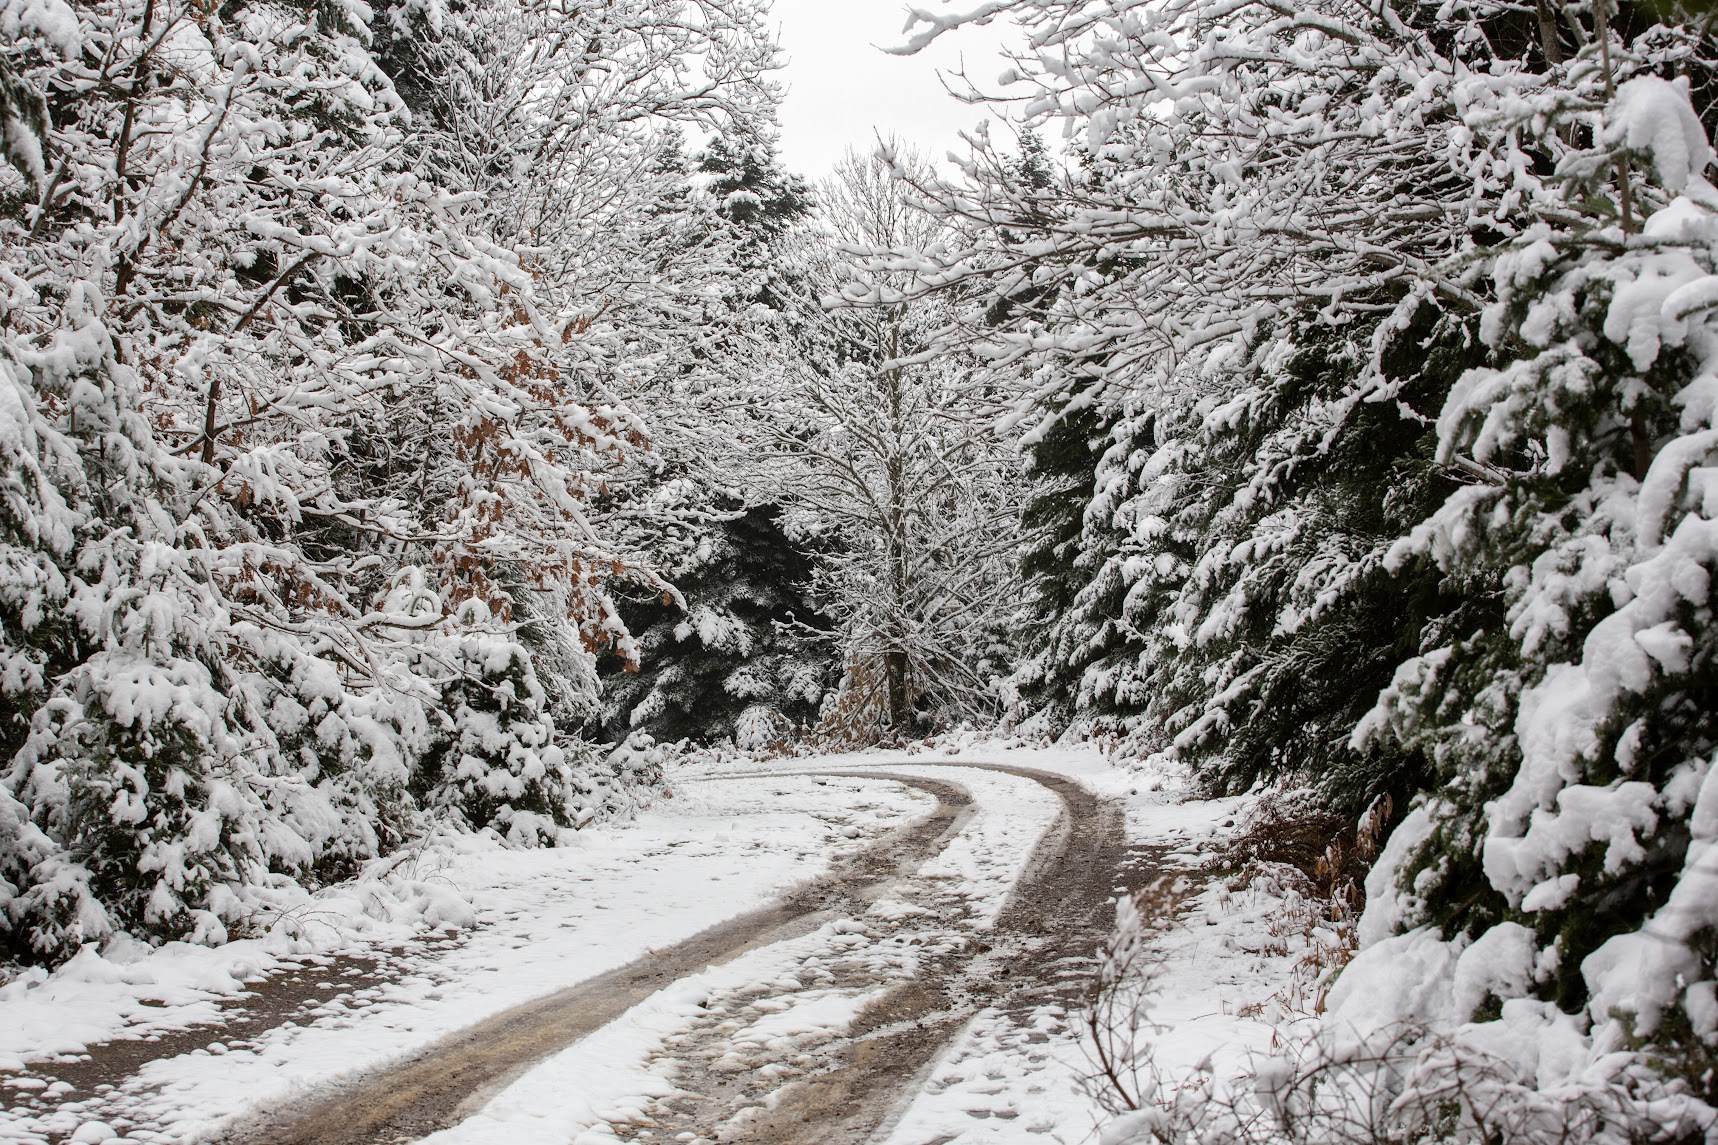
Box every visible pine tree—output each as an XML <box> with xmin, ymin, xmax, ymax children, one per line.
<box><xmin>1355</xmin><ymin>73</ymin><xmax>1718</xmax><ymax>1078</ymax></box>
<box><xmin>598</xmin><ymin>501</ymin><xmax>833</xmax><ymax>745</ymax></box>
<box><xmin>890</xmin><ymin>0</ymin><xmax>1718</xmax><ymax>1119</ymax></box>
<box><xmin>1014</xmin><ymin>392</ymin><xmax>1112</xmax><ymax>733</ymax></box>
<box><xmin>416</xmin><ymin>605</ymin><xmax>577</xmax><ymax>846</ymax></box>
<box><xmin>588</xmin><ymin>130</ymin><xmax>839</xmax><ymax>747</ymax></box>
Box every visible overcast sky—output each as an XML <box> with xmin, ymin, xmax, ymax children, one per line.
<box><xmin>767</xmin><ymin>0</ymin><xmax>1019</xmax><ymax>179</ymax></box>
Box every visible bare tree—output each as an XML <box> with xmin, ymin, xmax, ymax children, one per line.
<box><xmin>780</xmin><ymin>144</ymin><xmax>1024</xmax><ymax>738</ymax></box>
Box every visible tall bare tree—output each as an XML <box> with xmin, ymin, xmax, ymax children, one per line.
<box><xmin>781</xmin><ymin>145</ymin><xmax>1024</xmax><ymax>737</ymax></box>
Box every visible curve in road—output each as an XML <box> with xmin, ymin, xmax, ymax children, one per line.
<box><xmin>237</xmin><ymin>774</ymin><xmax>972</xmax><ymax>1145</ymax></box>
<box><xmin>238</xmin><ymin>762</ymin><xmax>1132</xmax><ymax>1145</ymax></box>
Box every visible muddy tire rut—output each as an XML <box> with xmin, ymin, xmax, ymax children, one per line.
<box><xmin>639</xmin><ymin>764</ymin><xmax>1138</xmax><ymax>1145</ymax></box>
<box><xmin>21</xmin><ymin>763</ymin><xmax>1139</xmax><ymax>1145</ymax></box>
<box><xmin>236</xmin><ymin>773</ymin><xmax>976</xmax><ymax>1145</ymax></box>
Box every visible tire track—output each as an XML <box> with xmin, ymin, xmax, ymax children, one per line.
<box><xmin>662</xmin><ymin>762</ymin><xmax>1134</xmax><ymax>1145</ymax></box>
<box><xmin>234</xmin><ymin>774</ymin><xmax>972</xmax><ymax>1145</ymax></box>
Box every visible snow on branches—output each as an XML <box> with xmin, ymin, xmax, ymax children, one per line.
<box><xmin>887</xmin><ymin>0</ymin><xmax>1718</xmax><ymax>1131</ymax></box>
<box><xmin>0</xmin><ymin>0</ymin><xmax>785</xmax><ymax>962</ymax></box>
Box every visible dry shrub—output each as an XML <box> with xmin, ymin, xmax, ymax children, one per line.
<box><xmin>1084</xmin><ymin>788</ymin><xmax>1392</xmax><ymax>1117</ymax></box>
<box><xmin>1083</xmin><ymin>876</ymin><xmax>1201</xmax><ymax>1114</ymax></box>
<box><xmin>1220</xmin><ymin>791</ymin><xmax>1391</xmax><ymax>1017</ymax></box>
<box><xmin>1085</xmin><ymin>790</ymin><xmax>1711</xmax><ymax>1143</ymax></box>
<box><xmin>1096</xmin><ymin>1022</ymin><xmax>1710</xmax><ymax>1145</ymax></box>
<box><xmin>808</xmin><ymin>654</ymin><xmax>897</xmax><ymax>748</ymax></box>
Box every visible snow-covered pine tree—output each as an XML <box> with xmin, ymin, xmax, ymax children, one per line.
<box><xmin>1097</xmin><ymin>313</ymin><xmax>1478</xmax><ymax>809</ymax></box>
<box><xmin>586</xmin><ymin>129</ymin><xmax>842</xmax><ymax>748</ymax></box>
<box><xmin>897</xmin><ymin>0</ymin><xmax>1718</xmax><ymax>1122</ymax></box>
<box><xmin>416</xmin><ymin>603</ymin><xmax>574</xmax><ymax>847</ymax></box>
<box><xmin>700</xmin><ymin>131</ymin><xmax>817</xmax><ymax>315</ymax></box>
<box><xmin>986</xmin><ymin>134</ymin><xmax>1129</xmax><ymax>737</ymax></box>
<box><xmin>884</xmin><ymin>0</ymin><xmax>1537</xmax><ymax>792</ymax></box>
<box><xmin>598</xmin><ymin>499</ymin><xmax>834</xmax><ymax>747</ymax></box>
<box><xmin>1013</xmin><ymin>388</ymin><xmax>1116</xmax><ymax>736</ymax></box>
<box><xmin>1349</xmin><ymin>68</ymin><xmax>1718</xmax><ymax>1101</ymax></box>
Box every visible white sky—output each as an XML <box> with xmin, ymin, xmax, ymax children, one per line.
<box><xmin>767</xmin><ymin>1</ymin><xmax>1019</xmax><ymax>178</ymax></box>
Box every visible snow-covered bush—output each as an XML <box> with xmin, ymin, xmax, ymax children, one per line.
<box><xmin>581</xmin><ymin>732</ymin><xmax>673</xmax><ymax>823</ymax></box>
<box><xmin>19</xmin><ymin>656</ymin><xmax>266</xmax><ymax>952</ymax></box>
<box><xmin>417</xmin><ymin>608</ymin><xmax>572</xmax><ymax>847</ymax></box>
<box><xmin>1091</xmin><ymin>792</ymin><xmax>1714</xmax><ymax>1145</ymax></box>
<box><xmin>1097</xmin><ymin>1017</ymin><xmax>1711</xmax><ymax>1145</ymax></box>
<box><xmin>0</xmin><ymin>0</ymin><xmax>789</xmax><ymax>965</ymax></box>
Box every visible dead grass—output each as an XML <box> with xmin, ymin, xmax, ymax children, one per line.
<box><xmin>1218</xmin><ymin>790</ymin><xmax>1391</xmax><ymax>1018</ymax></box>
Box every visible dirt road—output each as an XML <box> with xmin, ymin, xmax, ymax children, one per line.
<box><xmin>239</xmin><ymin>763</ymin><xmax>1134</xmax><ymax>1145</ymax></box>
<box><xmin>654</xmin><ymin>764</ymin><xmax>1135</xmax><ymax>1145</ymax></box>
<box><xmin>237</xmin><ymin>773</ymin><xmax>975</xmax><ymax>1145</ymax></box>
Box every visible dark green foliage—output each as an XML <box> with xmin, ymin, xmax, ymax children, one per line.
<box><xmin>1014</xmin><ymin>394</ymin><xmax>1133</xmax><ymax>732</ymax></box>
<box><xmin>701</xmin><ymin>134</ymin><xmax>814</xmax><ymax>251</ymax></box>
<box><xmin>1361</xmin><ymin>196</ymin><xmax>1718</xmax><ymax>1036</ymax></box>
<box><xmin>697</xmin><ymin>132</ymin><xmax>817</xmax><ymax>319</ymax></box>
<box><xmin>369</xmin><ymin>0</ymin><xmax>469</xmax><ymax>127</ymax></box>
<box><xmin>13</xmin><ymin>657</ymin><xmax>266</xmax><ymax>952</ymax></box>
<box><xmin>1014</xmin><ymin>304</ymin><xmax>1493</xmax><ymax>816</ymax></box>
<box><xmin>597</xmin><ymin>503</ymin><xmax>835</xmax><ymax>745</ymax></box>
<box><xmin>1164</xmin><ymin>310</ymin><xmax>1486</xmax><ymax>812</ymax></box>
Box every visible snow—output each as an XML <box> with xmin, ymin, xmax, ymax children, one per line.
<box><xmin>7</xmin><ymin>729</ymin><xmax>1699</xmax><ymax>1145</ymax></box>
<box><xmin>1604</xmin><ymin>76</ymin><xmax>1714</xmax><ymax>194</ymax></box>
<box><xmin>879</xmin><ymin>1005</ymin><xmax>1097</xmax><ymax>1145</ymax></box>
<box><xmin>816</xmin><ymin>744</ymin><xmax>1308</xmax><ymax>1145</ymax></box>
<box><xmin>0</xmin><ymin>737</ymin><xmax>1435</xmax><ymax>1145</ymax></box>
<box><xmin>1</xmin><ymin>738</ymin><xmax>1285</xmax><ymax>1145</ymax></box>
<box><xmin>15</xmin><ymin>0</ymin><xmax>1718</xmax><ymax>1136</ymax></box>
<box><xmin>0</xmin><ymin>0</ymin><xmax>79</xmax><ymax>57</ymax></box>
<box><xmin>0</xmin><ymin>772</ymin><xmax>930</xmax><ymax>1143</ymax></box>
<box><xmin>1583</xmin><ymin>754</ymin><xmax>1718</xmax><ymax>1031</ymax></box>
<box><xmin>66</xmin><ymin>1124</ymin><xmax>117</xmax><ymax>1144</ymax></box>
<box><xmin>396</xmin><ymin>754</ymin><xmax>1074</xmax><ymax>1145</ymax></box>
<box><xmin>413</xmin><ymin>938</ymin><xmax>892</xmax><ymax>1145</ymax></box>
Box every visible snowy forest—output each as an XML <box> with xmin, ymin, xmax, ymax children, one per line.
<box><xmin>3</xmin><ymin>0</ymin><xmax>1718</xmax><ymax>1141</ymax></box>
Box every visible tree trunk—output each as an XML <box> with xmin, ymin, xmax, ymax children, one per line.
<box><xmin>883</xmin><ymin>647</ymin><xmax>911</xmax><ymax>734</ymax></box>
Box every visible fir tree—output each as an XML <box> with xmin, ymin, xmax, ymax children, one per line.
<box><xmin>1358</xmin><ymin>75</ymin><xmax>1718</xmax><ymax>1071</ymax></box>
<box><xmin>598</xmin><ymin>501</ymin><xmax>833</xmax><ymax>745</ymax></box>
<box><xmin>589</xmin><ymin>130</ymin><xmax>837</xmax><ymax>746</ymax></box>
<box><xmin>1014</xmin><ymin>393</ymin><xmax>1111</xmax><ymax>733</ymax></box>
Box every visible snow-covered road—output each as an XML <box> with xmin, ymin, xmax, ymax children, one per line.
<box><xmin>1</xmin><ymin>770</ymin><xmax>928</xmax><ymax>1143</ymax></box>
<box><xmin>0</xmin><ymin>746</ymin><xmax>1291</xmax><ymax>1145</ymax></box>
<box><xmin>2</xmin><ymin>752</ymin><xmax>1147</xmax><ymax>1145</ymax></box>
